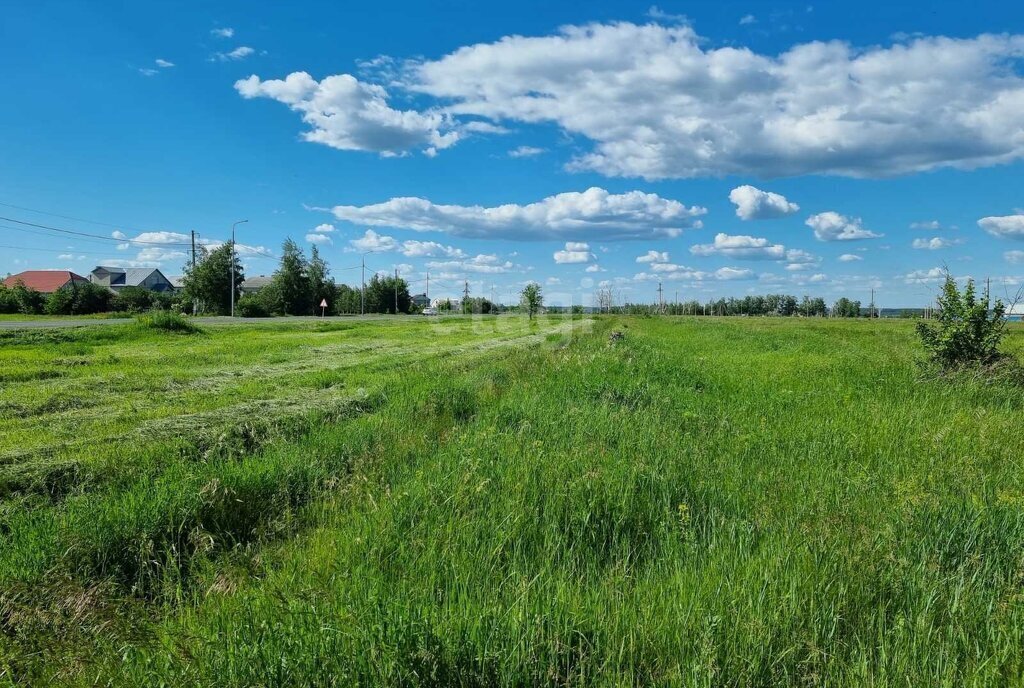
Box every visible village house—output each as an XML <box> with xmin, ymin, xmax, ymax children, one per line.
<box><xmin>89</xmin><ymin>266</ymin><xmax>174</xmax><ymax>293</ymax></box>
<box><xmin>2</xmin><ymin>270</ymin><xmax>89</xmax><ymax>293</ymax></box>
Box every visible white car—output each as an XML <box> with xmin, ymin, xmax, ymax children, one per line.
<box><xmin>422</xmin><ymin>307</ymin><xmax>438</xmax><ymax>316</ymax></box>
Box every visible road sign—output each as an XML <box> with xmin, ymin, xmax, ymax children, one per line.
<box><xmin>320</xmin><ymin>299</ymin><xmax>328</xmax><ymax>317</ymax></box>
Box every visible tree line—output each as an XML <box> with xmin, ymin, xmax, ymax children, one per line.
<box><xmin>604</xmin><ymin>294</ymin><xmax>877</xmax><ymax>317</ymax></box>
<box><xmin>180</xmin><ymin>240</ymin><xmax>416</xmax><ymax>316</ymax></box>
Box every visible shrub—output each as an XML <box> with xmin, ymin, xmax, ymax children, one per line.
<box><xmin>111</xmin><ymin>286</ymin><xmax>153</xmax><ymax>313</ymax></box>
<box><xmin>137</xmin><ymin>311</ymin><xmax>203</xmax><ymax>334</ymax></box>
<box><xmin>916</xmin><ymin>272</ymin><xmax>1008</xmax><ymax>369</ymax></box>
<box><xmin>0</xmin><ymin>284</ymin><xmax>18</xmax><ymax>313</ymax></box>
<box><xmin>236</xmin><ymin>294</ymin><xmax>271</xmax><ymax>318</ymax></box>
<box><xmin>44</xmin><ymin>282</ymin><xmax>114</xmax><ymax>315</ymax></box>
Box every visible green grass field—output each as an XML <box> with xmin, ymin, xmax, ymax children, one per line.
<box><xmin>2</xmin><ymin>315</ymin><xmax>1024</xmax><ymax>686</ymax></box>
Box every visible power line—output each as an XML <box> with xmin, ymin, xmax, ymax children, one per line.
<box><xmin>0</xmin><ymin>215</ymin><xmax>194</xmax><ymax>246</ymax></box>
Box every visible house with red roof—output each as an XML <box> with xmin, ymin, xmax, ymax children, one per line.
<box><xmin>2</xmin><ymin>270</ymin><xmax>89</xmax><ymax>293</ymax></box>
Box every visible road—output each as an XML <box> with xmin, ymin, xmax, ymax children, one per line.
<box><xmin>0</xmin><ymin>314</ymin><xmax>417</xmax><ymax>330</ymax></box>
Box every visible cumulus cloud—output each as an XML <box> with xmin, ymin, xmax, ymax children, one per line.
<box><xmin>636</xmin><ymin>250</ymin><xmax>669</xmax><ymax>263</ymax></box>
<box><xmin>690</xmin><ymin>233</ymin><xmax>785</xmax><ymax>259</ymax></box>
<box><xmin>910</xmin><ymin>220</ymin><xmax>941</xmax><ymax>230</ymax></box>
<box><xmin>331</xmin><ymin>187</ymin><xmax>704</xmax><ymax>241</ymax></box>
<box><xmin>739</xmin><ymin>14</ymin><xmax>757</xmax><ymax>25</ymax></box>
<box><xmin>400</xmin><ymin>240</ymin><xmax>465</xmax><ymax>258</ymax></box>
<box><xmin>211</xmin><ymin>27</ymin><xmax>235</xmax><ymax>38</ymax></box>
<box><xmin>635</xmin><ymin>266</ymin><xmax>755</xmax><ymax>282</ymax></box>
<box><xmin>979</xmin><ymin>215</ymin><xmax>1024</xmax><ymax>240</ymax></box>
<box><xmin>728</xmin><ymin>185</ymin><xmax>799</xmax><ymax>220</ymax></box>
<box><xmin>312</xmin><ymin>223</ymin><xmax>335</xmax><ymax>233</ymax></box>
<box><xmin>426</xmin><ymin>254</ymin><xmax>516</xmax><ymax>274</ymax></box>
<box><xmin>348</xmin><ymin>229</ymin><xmax>398</xmax><ymax>252</ymax></box>
<box><xmin>838</xmin><ymin>253</ymin><xmax>862</xmax><ymax>262</ymax></box>
<box><xmin>585</xmin><ymin>264</ymin><xmax>604</xmax><ymax>272</ymax></box>
<box><xmin>912</xmin><ymin>237</ymin><xmax>961</xmax><ymax>250</ymax></box>
<box><xmin>215</xmin><ymin>46</ymin><xmax>255</xmax><ymax>62</ymax></box>
<box><xmin>553</xmin><ymin>241</ymin><xmax>594</xmax><ymax>264</ymax></box>
<box><xmin>155</xmin><ymin>58</ymin><xmax>174</xmax><ymax>68</ymax></box>
<box><xmin>904</xmin><ymin>267</ymin><xmax>947</xmax><ymax>284</ymax></box>
<box><xmin>306</xmin><ymin>233</ymin><xmax>332</xmax><ymax>245</ymax></box>
<box><xmin>509</xmin><ymin>145</ymin><xmax>546</xmax><ymax>158</ymax></box>
<box><xmin>806</xmin><ymin>212</ymin><xmax>882</xmax><ymax>241</ymax></box>
<box><xmin>402</xmin><ymin>23</ymin><xmax>1024</xmax><ymax>178</ymax></box>
<box><xmin>235</xmin><ymin>72</ymin><xmax>459</xmax><ymax>156</ymax></box>
<box><xmin>1005</xmin><ymin>250</ymin><xmax>1024</xmax><ymax>264</ymax></box>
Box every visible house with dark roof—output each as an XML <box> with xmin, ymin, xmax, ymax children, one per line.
<box><xmin>411</xmin><ymin>293</ymin><xmax>430</xmax><ymax>308</ymax></box>
<box><xmin>2</xmin><ymin>270</ymin><xmax>89</xmax><ymax>293</ymax></box>
<box><xmin>89</xmin><ymin>266</ymin><xmax>174</xmax><ymax>293</ymax></box>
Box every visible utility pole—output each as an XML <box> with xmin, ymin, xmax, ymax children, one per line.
<box><xmin>394</xmin><ymin>268</ymin><xmax>399</xmax><ymax>314</ymax></box>
<box><xmin>870</xmin><ymin>288</ymin><xmax>875</xmax><ymax>319</ymax></box>
<box><xmin>360</xmin><ymin>255</ymin><xmax>365</xmax><ymax>316</ymax></box>
<box><xmin>190</xmin><ymin>230</ymin><xmax>197</xmax><ymax>268</ymax></box>
<box><xmin>657</xmin><ymin>281</ymin><xmax>664</xmax><ymax>314</ymax></box>
<box><xmin>463</xmin><ymin>280</ymin><xmax>470</xmax><ymax>314</ymax></box>
<box><xmin>230</xmin><ymin>220</ymin><xmax>247</xmax><ymax>317</ymax></box>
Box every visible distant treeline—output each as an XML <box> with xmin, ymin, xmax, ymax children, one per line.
<box><xmin>601</xmin><ymin>295</ymin><xmax>881</xmax><ymax>317</ymax></box>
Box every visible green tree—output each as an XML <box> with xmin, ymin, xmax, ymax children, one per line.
<box><xmin>916</xmin><ymin>272</ymin><xmax>1008</xmax><ymax>368</ymax></box>
<box><xmin>269</xmin><ymin>239</ymin><xmax>311</xmax><ymax>315</ymax></box>
<box><xmin>520</xmin><ymin>282</ymin><xmax>543</xmax><ymax>319</ymax></box>
<box><xmin>181</xmin><ymin>243</ymin><xmax>244</xmax><ymax>315</ymax></box>
<box><xmin>334</xmin><ymin>284</ymin><xmax>361</xmax><ymax>314</ymax></box>
<box><xmin>308</xmin><ymin>246</ymin><xmax>334</xmax><ymax>315</ymax></box>
<box><xmin>7</xmin><ymin>282</ymin><xmax>46</xmax><ymax>314</ymax></box>
<box><xmin>111</xmin><ymin>286</ymin><xmax>153</xmax><ymax>313</ymax></box>
<box><xmin>363</xmin><ymin>274</ymin><xmax>411</xmax><ymax>314</ymax></box>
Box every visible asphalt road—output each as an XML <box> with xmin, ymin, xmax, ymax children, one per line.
<box><xmin>0</xmin><ymin>314</ymin><xmax>414</xmax><ymax>330</ymax></box>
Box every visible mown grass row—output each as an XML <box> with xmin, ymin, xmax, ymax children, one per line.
<box><xmin>4</xmin><ymin>316</ymin><xmax>1024</xmax><ymax>685</ymax></box>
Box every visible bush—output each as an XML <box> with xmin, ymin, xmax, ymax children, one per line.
<box><xmin>111</xmin><ymin>286</ymin><xmax>153</xmax><ymax>313</ymax></box>
<box><xmin>236</xmin><ymin>294</ymin><xmax>271</xmax><ymax>318</ymax></box>
<box><xmin>0</xmin><ymin>284</ymin><xmax>19</xmax><ymax>314</ymax></box>
<box><xmin>44</xmin><ymin>282</ymin><xmax>114</xmax><ymax>315</ymax></box>
<box><xmin>137</xmin><ymin>311</ymin><xmax>203</xmax><ymax>334</ymax></box>
<box><xmin>916</xmin><ymin>272</ymin><xmax>1008</xmax><ymax>369</ymax></box>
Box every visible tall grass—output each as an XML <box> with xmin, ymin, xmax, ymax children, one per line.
<box><xmin>2</xmin><ymin>316</ymin><xmax>1024</xmax><ymax>685</ymax></box>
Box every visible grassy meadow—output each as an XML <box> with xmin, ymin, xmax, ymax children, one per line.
<box><xmin>2</xmin><ymin>315</ymin><xmax>1024</xmax><ymax>686</ymax></box>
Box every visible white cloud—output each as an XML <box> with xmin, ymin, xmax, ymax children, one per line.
<box><xmin>979</xmin><ymin>215</ymin><xmax>1024</xmax><ymax>240</ymax></box>
<box><xmin>806</xmin><ymin>212</ymin><xmax>882</xmax><ymax>241</ymax></box>
<box><xmin>509</xmin><ymin>145</ymin><xmax>546</xmax><ymax>158</ymax></box>
<box><xmin>636</xmin><ymin>250</ymin><xmax>670</xmax><ymax>264</ymax></box>
<box><xmin>138</xmin><ymin>68</ymin><xmax>158</xmax><ymax>77</ymax></box>
<box><xmin>690</xmin><ymin>233</ymin><xmax>786</xmax><ymax>260</ymax></box>
<box><xmin>585</xmin><ymin>264</ymin><xmax>604</xmax><ymax>272</ymax></box>
<box><xmin>135</xmin><ymin>247</ymin><xmax>188</xmax><ymax>263</ymax></box>
<box><xmin>306</xmin><ymin>233</ymin><xmax>332</xmax><ymax>245</ymax></box>
<box><xmin>312</xmin><ymin>223</ymin><xmax>335</xmax><ymax>233</ymax></box>
<box><xmin>739</xmin><ymin>14</ymin><xmax>757</xmax><ymax>25</ymax></box>
<box><xmin>215</xmin><ymin>46</ymin><xmax>255</xmax><ymax>62</ymax></box>
<box><xmin>211</xmin><ymin>27</ymin><xmax>235</xmax><ymax>38</ymax></box>
<box><xmin>904</xmin><ymin>267</ymin><xmax>947</xmax><ymax>284</ymax></box>
<box><xmin>331</xmin><ymin>187</ymin><xmax>704</xmax><ymax>241</ymax></box>
<box><xmin>403</xmin><ymin>24</ymin><xmax>1024</xmax><ymax>178</ymax></box>
<box><xmin>155</xmin><ymin>58</ymin><xmax>174</xmax><ymax>68</ymax></box>
<box><xmin>728</xmin><ymin>185</ymin><xmax>799</xmax><ymax>220</ymax></box>
<box><xmin>426</xmin><ymin>254</ymin><xmax>516</xmax><ymax>274</ymax></box>
<box><xmin>912</xmin><ymin>237</ymin><xmax>961</xmax><ymax>250</ymax></box>
<box><xmin>236</xmin><ymin>71</ymin><xmax>459</xmax><ymax>156</ymax></box>
<box><xmin>348</xmin><ymin>229</ymin><xmax>398</xmax><ymax>252</ymax></box>
<box><xmin>553</xmin><ymin>241</ymin><xmax>593</xmax><ymax>264</ymax></box>
<box><xmin>838</xmin><ymin>253</ymin><xmax>862</xmax><ymax>262</ymax></box>
<box><xmin>400</xmin><ymin>240</ymin><xmax>465</xmax><ymax>258</ymax></box>
<box><xmin>1006</xmin><ymin>250</ymin><xmax>1024</xmax><ymax>264</ymax></box>
<box><xmin>111</xmin><ymin>230</ymin><xmax>127</xmax><ymax>240</ymax></box>
<box><xmin>910</xmin><ymin>220</ymin><xmax>941</xmax><ymax>230</ymax></box>
<box><xmin>634</xmin><ymin>266</ymin><xmax>755</xmax><ymax>282</ymax></box>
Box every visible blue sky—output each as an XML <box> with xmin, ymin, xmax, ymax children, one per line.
<box><xmin>2</xmin><ymin>0</ymin><xmax>1024</xmax><ymax>307</ymax></box>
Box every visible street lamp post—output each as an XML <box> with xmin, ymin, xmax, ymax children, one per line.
<box><xmin>230</xmin><ymin>219</ymin><xmax>248</xmax><ymax>317</ymax></box>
